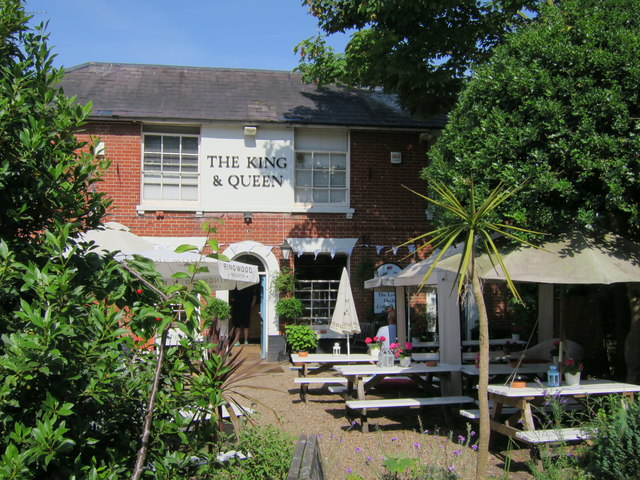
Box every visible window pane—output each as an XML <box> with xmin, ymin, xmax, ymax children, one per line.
<box><xmin>332</xmin><ymin>153</ymin><xmax>347</xmax><ymax>169</ymax></box>
<box><xmin>331</xmin><ymin>171</ymin><xmax>346</xmax><ymax>187</ymax></box>
<box><xmin>144</xmin><ymin>154</ymin><xmax>162</xmax><ymax>171</ymax></box>
<box><xmin>163</xmin><ymin>136</ymin><xmax>180</xmax><ymax>153</ymax></box>
<box><xmin>296</xmin><ymin>170</ymin><xmax>312</xmax><ymax>187</ymax></box>
<box><xmin>330</xmin><ymin>189</ymin><xmax>346</xmax><ymax>203</ymax></box>
<box><xmin>313</xmin><ymin>171</ymin><xmax>329</xmax><ymax>187</ymax></box>
<box><xmin>296</xmin><ymin>152</ymin><xmax>313</xmax><ymax>169</ymax></box>
<box><xmin>182</xmin><ymin>184</ymin><xmax>198</xmax><ymax>201</ymax></box>
<box><xmin>144</xmin><ymin>135</ymin><xmax>161</xmax><ymax>152</ymax></box>
<box><xmin>182</xmin><ymin>137</ymin><xmax>198</xmax><ymax>154</ymax></box>
<box><xmin>295</xmin><ymin>188</ymin><xmax>312</xmax><ymax>203</ymax></box>
<box><xmin>163</xmin><ymin>155</ymin><xmax>180</xmax><ymax>171</ymax></box>
<box><xmin>313</xmin><ymin>189</ymin><xmax>329</xmax><ymax>203</ymax></box>
<box><xmin>314</xmin><ymin>153</ymin><xmax>330</xmax><ymax>169</ymax></box>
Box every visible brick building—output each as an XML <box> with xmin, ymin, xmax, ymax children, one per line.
<box><xmin>61</xmin><ymin>63</ymin><xmax>445</xmax><ymax>360</ymax></box>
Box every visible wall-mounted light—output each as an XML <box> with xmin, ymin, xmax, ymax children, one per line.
<box><xmin>280</xmin><ymin>241</ymin><xmax>292</xmax><ymax>260</ymax></box>
<box><xmin>244</xmin><ymin>126</ymin><xmax>257</xmax><ymax>136</ymax></box>
<box><xmin>390</xmin><ymin>151</ymin><xmax>402</xmax><ymax>164</ymax></box>
<box><xmin>243</xmin><ymin>212</ymin><xmax>253</xmax><ymax>224</ymax></box>
<box><xmin>95</xmin><ymin>141</ymin><xmax>106</xmax><ymax>157</ymax></box>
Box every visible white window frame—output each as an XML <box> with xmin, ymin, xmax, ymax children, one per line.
<box><xmin>141</xmin><ymin>127</ymin><xmax>200</xmax><ymax>205</ymax></box>
<box><xmin>294</xmin><ymin>129</ymin><xmax>349</xmax><ymax>208</ymax></box>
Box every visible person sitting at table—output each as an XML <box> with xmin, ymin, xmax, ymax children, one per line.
<box><xmin>376</xmin><ymin>308</ymin><xmax>397</xmax><ymax>349</ymax></box>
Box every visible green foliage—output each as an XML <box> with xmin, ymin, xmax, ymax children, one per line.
<box><xmin>214</xmin><ymin>424</ymin><xmax>294</xmax><ymax>480</ymax></box>
<box><xmin>425</xmin><ymin>0</ymin><xmax>640</xmax><ymax>240</ymax></box>
<box><xmin>284</xmin><ymin>324</ymin><xmax>318</xmax><ymax>352</ymax></box>
<box><xmin>272</xmin><ymin>267</ymin><xmax>295</xmax><ymax>295</ymax></box>
<box><xmin>0</xmin><ymin>0</ymin><xmax>109</xmax><ymax>258</ymax></box>
<box><xmin>581</xmin><ymin>397</ymin><xmax>640</xmax><ymax>479</ymax></box>
<box><xmin>296</xmin><ymin>0</ymin><xmax>541</xmax><ymax>116</ymax></box>
<box><xmin>204</xmin><ymin>297</ymin><xmax>232</xmax><ymax>321</ymax></box>
<box><xmin>275</xmin><ymin>297</ymin><xmax>304</xmax><ymax>322</ymax></box>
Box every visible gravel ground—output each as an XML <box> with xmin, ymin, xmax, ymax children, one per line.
<box><xmin>235</xmin><ymin>361</ymin><xmax>537</xmax><ymax>480</ymax></box>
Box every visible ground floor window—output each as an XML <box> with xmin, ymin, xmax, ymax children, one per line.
<box><xmin>294</xmin><ymin>253</ymin><xmax>347</xmax><ymax>326</ymax></box>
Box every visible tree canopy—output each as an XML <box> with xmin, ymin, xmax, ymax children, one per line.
<box><xmin>424</xmin><ymin>0</ymin><xmax>640</xmax><ymax>241</ymax></box>
<box><xmin>295</xmin><ymin>0</ymin><xmax>540</xmax><ymax>116</ymax></box>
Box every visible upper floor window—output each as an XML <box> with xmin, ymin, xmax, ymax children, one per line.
<box><xmin>294</xmin><ymin>129</ymin><xmax>348</xmax><ymax>206</ymax></box>
<box><xmin>142</xmin><ymin>125</ymin><xmax>200</xmax><ymax>202</ymax></box>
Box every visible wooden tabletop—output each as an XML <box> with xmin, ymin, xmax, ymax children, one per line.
<box><xmin>334</xmin><ymin>362</ymin><xmax>462</xmax><ymax>375</ymax></box>
<box><xmin>290</xmin><ymin>353</ymin><xmax>374</xmax><ymax>363</ymax></box>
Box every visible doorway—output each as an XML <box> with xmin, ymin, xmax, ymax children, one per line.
<box><xmin>229</xmin><ymin>254</ymin><xmax>266</xmax><ymax>347</ymax></box>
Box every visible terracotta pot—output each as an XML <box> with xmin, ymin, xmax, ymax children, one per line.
<box><xmin>511</xmin><ymin>381</ymin><xmax>526</xmax><ymax>388</ymax></box>
<box><xmin>297</xmin><ymin>351</ymin><xmax>309</xmax><ymax>357</ymax></box>
<box><xmin>426</xmin><ymin>361</ymin><xmax>438</xmax><ymax>367</ymax></box>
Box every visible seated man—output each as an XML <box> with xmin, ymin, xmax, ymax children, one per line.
<box><xmin>376</xmin><ymin>308</ymin><xmax>397</xmax><ymax>349</ymax></box>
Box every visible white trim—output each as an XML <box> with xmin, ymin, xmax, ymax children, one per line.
<box><xmin>285</xmin><ymin>237</ymin><xmax>358</xmax><ymax>256</ymax></box>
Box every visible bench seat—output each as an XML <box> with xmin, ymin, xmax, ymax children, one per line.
<box><xmin>294</xmin><ymin>376</ymin><xmax>348</xmax><ymax>385</ymax></box>
<box><xmin>346</xmin><ymin>396</ymin><xmax>474</xmax><ymax>432</ymax></box>
<box><xmin>515</xmin><ymin>428</ymin><xmax>592</xmax><ymax>444</ymax></box>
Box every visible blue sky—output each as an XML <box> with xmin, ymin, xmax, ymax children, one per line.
<box><xmin>25</xmin><ymin>0</ymin><xmax>349</xmax><ymax>71</ymax></box>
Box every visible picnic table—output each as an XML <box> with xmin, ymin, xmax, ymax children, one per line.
<box><xmin>290</xmin><ymin>353</ymin><xmax>375</xmax><ymax>402</ymax></box>
<box><xmin>333</xmin><ymin>363</ymin><xmax>473</xmax><ymax>432</ymax></box>
<box><xmin>487</xmin><ymin>379</ymin><xmax>640</xmax><ymax>446</ymax></box>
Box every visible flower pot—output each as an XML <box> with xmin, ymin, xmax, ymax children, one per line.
<box><xmin>565</xmin><ymin>372</ymin><xmax>581</xmax><ymax>386</ymax></box>
<box><xmin>511</xmin><ymin>333</ymin><xmax>521</xmax><ymax>341</ymax></box>
<box><xmin>399</xmin><ymin>356</ymin><xmax>411</xmax><ymax>367</ymax></box>
<box><xmin>297</xmin><ymin>351</ymin><xmax>309</xmax><ymax>358</ymax></box>
<box><xmin>369</xmin><ymin>347</ymin><xmax>380</xmax><ymax>358</ymax></box>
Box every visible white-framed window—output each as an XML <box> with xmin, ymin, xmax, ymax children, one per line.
<box><xmin>294</xmin><ymin>128</ymin><xmax>348</xmax><ymax>206</ymax></box>
<box><xmin>142</xmin><ymin>125</ymin><xmax>200</xmax><ymax>203</ymax></box>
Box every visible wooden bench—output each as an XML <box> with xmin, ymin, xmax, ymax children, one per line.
<box><xmin>287</xmin><ymin>433</ymin><xmax>325</xmax><ymax>480</ymax></box>
<box><xmin>515</xmin><ymin>427</ymin><xmax>592</xmax><ymax>445</ymax></box>
<box><xmin>294</xmin><ymin>377</ymin><xmax>348</xmax><ymax>402</ymax></box>
<box><xmin>459</xmin><ymin>407</ymin><xmax>519</xmax><ymax>420</ymax></box>
<box><xmin>346</xmin><ymin>395</ymin><xmax>475</xmax><ymax>432</ymax></box>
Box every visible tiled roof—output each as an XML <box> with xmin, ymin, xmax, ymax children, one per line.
<box><xmin>60</xmin><ymin>63</ymin><xmax>444</xmax><ymax>129</ymax></box>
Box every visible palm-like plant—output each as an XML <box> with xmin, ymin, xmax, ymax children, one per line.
<box><xmin>404</xmin><ymin>180</ymin><xmax>541</xmax><ymax>479</ymax></box>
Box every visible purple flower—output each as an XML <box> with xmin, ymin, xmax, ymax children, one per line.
<box><xmin>366</xmin><ymin>455</ymin><xmax>373</xmax><ymax>464</ymax></box>
<box><xmin>391</xmin><ymin>437</ymin><xmax>398</xmax><ymax>441</ymax></box>
<box><xmin>355</xmin><ymin>447</ymin><xmax>362</xmax><ymax>453</ymax></box>
<box><xmin>346</xmin><ymin>467</ymin><xmax>352</xmax><ymax>473</ymax></box>
<box><xmin>472</xmin><ymin>445</ymin><xmax>478</xmax><ymax>451</ymax></box>
<box><xmin>470</xmin><ymin>430</ymin><xmax>476</xmax><ymax>437</ymax></box>
<box><xmin>453</xmin><ymin>449</ymin><xmax>462</xmax><ymax>456</ymax></box>
<box><xmin>351</xmin><ymin>420</ymin><xmax>358</xmax><ymax>426</ymax></box>
<box><xmin>457</xmin><ymin>435</ymin><xmax>465</xmax><ymax>443</ymax></box>
<box><xmin>413</xmin><ymin>442</ymin><xmax>421</xmax><ymax>449</ymax></box>
<box><xmin>448</xmin><ymin>465</ymin><xmax>456</xmax><ymax>472</ymax></box>
<box><xmin>423</xmin><ymin>429</ymin><xmax>429</xmax><ymax>434</ymax></box>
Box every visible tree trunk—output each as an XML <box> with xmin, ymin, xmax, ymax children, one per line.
<box><xmin>472</xmin><ymin>270</ymin><xmax>490</xmax><ymax>480</ymax></box>
<box><xmin>624</xmin><ymin>283</ymin><xmax>640</xmax><ymax>383</ymax></box>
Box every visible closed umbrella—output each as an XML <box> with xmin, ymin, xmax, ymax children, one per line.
<box><xmin>330</xmin><ymin>268</ymin><xmax>361</xmax><ymax>357</ymax></box>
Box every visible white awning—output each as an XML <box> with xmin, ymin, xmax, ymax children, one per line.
<box><xmin>285</xmin><ymin>238</ymin><xmax>358</xmax><ymax>257</ymax></box>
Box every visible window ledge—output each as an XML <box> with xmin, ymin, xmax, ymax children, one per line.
<box><xmin>137</xmin><ymin>204</ymin><xmax>355</xmax><ymax>217</ymax></box>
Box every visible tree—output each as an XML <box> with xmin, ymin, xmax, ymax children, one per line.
<box><xmin>424</xmin><ymin>0</ymin><xmax>640</xmax><ymax>242</ymax></box>
<box><xmin>0</xmin><ymin>0</ymin><xmax>109</xmax><ymax>260</ymax></box>
<box><xmin>295</xmin><ymin>0</ymin><xmax>540</xmax><ymax>116</ymax></box>
<box><xmin>405</xmin><ymin>181</ymin><xmax>538</xmax><ymax>479</ymax></box>
<box><xmin>0</xmin><ymin>3</ymin><xmax>265</xmax><ymax>478</ymax></box>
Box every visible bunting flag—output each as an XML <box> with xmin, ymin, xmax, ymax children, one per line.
<box><xmin>220</xmin><ymin>242</ymin><xmax>420</xmax><ymax>258</ymax></box>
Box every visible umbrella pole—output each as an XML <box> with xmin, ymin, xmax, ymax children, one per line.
<box><xmin>347</xmin><ymin>334</ymin><xmax>350</xmax><ymax>357</ymax></box>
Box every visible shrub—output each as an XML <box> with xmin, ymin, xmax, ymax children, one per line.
<box><xmin>581</xmin><ymin>397</ymin><xmax>640</xmax><ymax>479</ymax></box>
<box><xmin>215</xmin><ymin>424</ymin><xmax>294</xmax><ymax>479</ymax></box>
<box><xmin>205</xmin><ymin>297</ymin><xmax>232</xmax><ymax>320</ymax></box>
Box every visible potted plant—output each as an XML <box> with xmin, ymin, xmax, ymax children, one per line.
<box><xmin>284</xmin><ymin>324</ymin><xmax>318</xmax><ymax>356</ymax></box>
<box><xmin>275</xmin><ymin>297</ymin><xmax>304</xmax><ymax>323</ymax></box>
<box><xmin>561</xmin><ymin>358</ymin><xmax>584</xmax><ymax>386</ymax></box>
<box><xmin>390</xmin><ymin>341</ymin><xmax>414</xmax><ymax>367</ymax></box>
<box><xmin>364</xmin><ymin>336</ymin><xmax>385</xmax><ymax>358</ymax></box>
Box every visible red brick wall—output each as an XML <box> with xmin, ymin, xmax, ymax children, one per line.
<box><xmin>79</xmin><ymin>122</ymin><xmax>435</xmax><ymax>320</ymax></box>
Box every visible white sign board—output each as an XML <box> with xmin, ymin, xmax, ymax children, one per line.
<box><xmin>200</xmin><ymin>125</ymin><xmax>295</xmax><ymax>211</ymax></box>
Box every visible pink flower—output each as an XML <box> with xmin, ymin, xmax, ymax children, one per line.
<box><xmin>405</xmin><ymin>342</ymin><xmax>413</xmax><ymax>350</ymax></box>
<box><xmin>379</xmin><ymin>336</ymin><xmax>385</xmax><ymax>342</ymax></box>
<box><xmin>373</xmin><ymin>336</ymin><xmax>379</xmax><ymax>342</ymax></box>
<box><xmin>365</xmin><ymin>337</ymin><xmax>372</xmax><ymax>344</ymax></box>
<box><xmin>389</xmin><ymin>342</ymin><xmax>399</xmax><ymax>350</ymax></box>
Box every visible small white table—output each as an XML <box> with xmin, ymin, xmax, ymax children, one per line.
<box><xmin>290</xmin><ymin>353</ymin><xmax>374</xmax><ymax>376</ymax></box>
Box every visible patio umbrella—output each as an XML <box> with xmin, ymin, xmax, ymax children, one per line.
<box><xmin>330</xmin><ymin>268</ymin><xmax>361</xmax><ymax>357</ymax></box>
<box><xmin>81</xmin><ymin>222</ymin><xmax>259</xmax><ymax>290</ymax></box>
<box><xmin>435</xmin><ymin>232</ymin><xmax>640</xmax><ymax>285</ymax></box>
